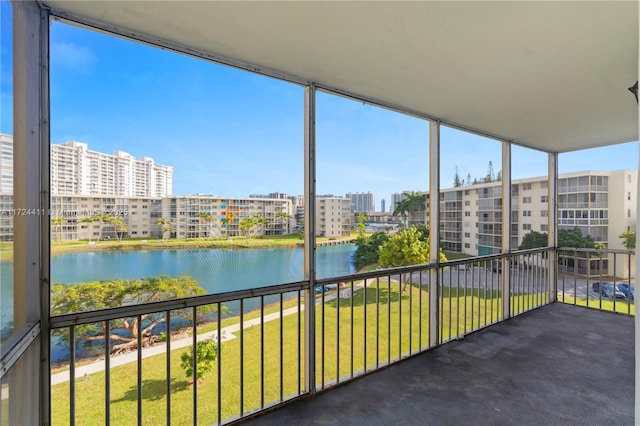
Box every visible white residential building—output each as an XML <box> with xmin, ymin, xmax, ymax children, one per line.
<box><xmin>163</xmin><ymin>195</ymin><xmax>292</xmax><ymax>239</ymax></box>
<box><xmin>50</xmin><ymin>140</ymin><xmax>173</xmax><ymax>197</ymax></box>
<box><xmin>0</xmin><ymin>134</ymin><xmax>13</xmax><ymax>194</ymax></box>
<box><xmin>316</xmin><ymin>197</ymin><xmax>352</xmax><ymax>238</ymax></box>
<box><xmin>346</xmin><ymin>192</ymin><xmax>375</xmax><ymax>212</ymax></box>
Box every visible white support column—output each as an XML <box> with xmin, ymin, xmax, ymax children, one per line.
<box><xmin>548</xmin><ymin>153</ymin><xmax>558</xmax><ymax>302</ymax></box>
<box><xmin>501</xmin><ymin>142</ymin><xmax>511</xmax><ymax>320</ymax></box>
<box><xmin>303</xmin><ymin>83</ymin><xmax>317</xmax><ymax>394</ymax></box>
<box><xmin>428</xmin><ymin>120</ymin><xmax>440</xmax><ymax>348</ymax></box>
<box><xmin>11</xmin><ymin>2</ymin><xmax>48</xmax><ymax>425</ymax></box>
<box><xmin>634</xmin><ymin>111</ymin><xmax>640</xmax><ymax>424</ymax></box>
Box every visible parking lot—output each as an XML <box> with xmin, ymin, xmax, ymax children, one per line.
<box><xmin>403</xmin><ymin>266</ymin><xmax>634</xmax><ymax>301</ymax></box>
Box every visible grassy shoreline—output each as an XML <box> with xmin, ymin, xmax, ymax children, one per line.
<box><xmin>0</xmin><ymin>233</ymin><xmax>358</xmax><ymax>262</ymax></box>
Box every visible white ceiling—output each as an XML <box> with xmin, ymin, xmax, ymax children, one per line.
<box><xmin>42</xmin><ymin>1</ymin><xmax>638</xmax><ymax>153</ymax></box>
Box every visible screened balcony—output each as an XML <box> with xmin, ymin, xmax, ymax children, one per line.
<box><xmin>1</xmin><ymin>1</ymin><xmax>638</xmax><ymax>425</ymax></box>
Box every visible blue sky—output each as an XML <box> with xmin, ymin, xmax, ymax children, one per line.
<box><xmin>1</xmin><ymin>7</ymin><xmax>638</xmax><ymax>211</ymax></box>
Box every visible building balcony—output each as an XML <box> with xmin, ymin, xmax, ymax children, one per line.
<box><xmin>3</xmin><ymin>2</ymin><xmax>637</xmax><ymax>425</ymax></box>
<box><xmin>4</xmin><ymin>248</ymin><xmax>634</xmax><ymax>425</ymax></box>
<box><xmin>246</xmin><ymin>302</ymin><xmax>633</xmax><ymax>426</ymax></box>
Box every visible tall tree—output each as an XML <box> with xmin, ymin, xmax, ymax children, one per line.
<box><xmin>239</xmin><ymin>214</ymin><xmax>268</xmax><ymax>244</ymax></box>
<box><xmin>51</xmin><ymin>216</ymin><xmax>65</xmax><ymax>245</ymax></box>
<box><xmin>518</xmin><ymin>230</ymin><xmax>548</xmax><ymax>250</ymax></box>
<box><xmin>453</xmin><ymin>166</ymin><xmax>462</xmax><ymax>187</ymax></box>
<box><xmin>558</xmin><ymin>227</ymin><xmax>596</xmax><ymax>248</ymax></box>
<box><xmin>353</xmin><ymin>231</ymin><xmax>389</xmax><ymax>269</ymax></box>
<box><xmin>276</xmin><ymin>211</ymin><xmax>292</xmax><ymax>234</ymax></box>
<box><xmin>155</xmin><ymin>217</ymin><xmax>173</xmax><ymax>243</ymax></box>
<box><xmin>221</xmin><ymin>212</ymin><xmax>236</xmax><ymax>238</ymax></box>
<box><xmin>466</xmin><ymin>173</ymin><xmax>472</xmax><ymax>186</ymax></box>
<box><xmin>79</xmin><ymin>212</ymin><xmax>112</xmax><ymax>242</ymax></box>
<box><xmin>79</xmin><ymin>216</ymin><xmax>97</xmax><ymax>242</ymax></box>
<box><xmin>294</xmin><ymin>211</ymin><xmax>303</xmax><ymax>232</ymax></box>
<box><xmin>196</xmin><ymin>212</ymin><xmax>215</xmax><ymax>239</ymax></box>
<box><xmin>378</xmin><ymin>226</ymin><xmax>447</xmax><ymax>291</ymax></box>
<box><xmin>485</xmin><ymin>161</ymin><xmax>495</xmax><ymax>183</ymax></box>
<box><xmin>392</xmin><ymin>191</ymin><xmax>426</xmax><ymax>229</ymax></box>
<box><xmin>51</xmin><ymin>276</ymin><xmax>224</xmax><ymax>354</ymax></box>
<box><xmin>354</xmin><ymin>212</ymin><xmax>368</xmax><ymax>236</ymax></box>
<box><xmin>619</xmin><ymin>230</ymin><xmax>636</xmax><ymax>249</ymax></box>
<box><xmin>109</xmin><ymin>216</ymin><xmax>128</xmax><ymax>243</ymax></box>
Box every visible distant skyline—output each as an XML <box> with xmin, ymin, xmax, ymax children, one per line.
<box><xmin>1</xmin><ymin>5</ymin><xmax>638</xmax><ymax>212</ymax></box>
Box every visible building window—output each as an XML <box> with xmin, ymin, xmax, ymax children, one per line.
<box><xmin>522</xmin><ymin>210</ymin><xmax>532</xmax><ymax>217</ymax></box>
<box><xmin>540</xmin><ymin>181</ymin><xmax>548</xmax><ymax>189</ymax></box>
<box><xmin>541</xmin><ymin>195</ymin><xmax>548</xmax><ymax>203</ymax></box>
<box><xmin>464</xmin><ymin>200</ymin><xmax>470</xmax><ymax>206</ymax></box>
<box><xmin>628</xmin><ymin>209</ymin><xmax>631</xmax><ymax>218</ymax></box>
<box><xmin>522</xmin><ymin>197</ymin><xmax>531</xmax><ymax>204</ymax></box>
<box><xmin>464</xmin><ymin>243</ymin><xmax>470</xmax><ymax>249</ymax></box>
<box><xmin>541</xmin><ymin>210</ymin><xmax>548</xmax><ymax>217</ymax></box>
<box><xmin>628</xmin><ymin>192</ymin><xmax>631</xmax><ymax>201</ymax></box>
<box><xmin>464</xmin><ymin>232</ymin><xmax>470</xmax><ymax>238</ymax></box>
<box><xmin>465</xmin><ymin>211</ymin><xmax>470</xmax><ymax>217</ymax></box>
<box><xmin>522</xmin><ymin>183</ymin><xmax>532</xmax><ymax>190</ymax></box>
<box><xmin>522</xmin><ymin>224</ymin><xmax>532</xmax><ymax>231</ymax></box>
<box><xmin>541</xmin><ymin>224</ymin><xmax>548</xmax><ymax>232</ymax></box>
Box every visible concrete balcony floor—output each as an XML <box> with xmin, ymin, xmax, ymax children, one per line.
<box><xmin>245</xmin><ymin>303</ymin><xmax>634</xmax><ymax>425</ymax></box>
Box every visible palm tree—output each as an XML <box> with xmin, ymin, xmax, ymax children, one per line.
<box><xmin>91</xmin><ymin>212</ymin><xmax>112</xmax><ymax>241</ymax></box>
<box><xmin>78</xmin><ymin>212</ymin><xmax>112</xmax><ymax>242</ymax></box>
<box><xmin>276</xmin><ymin>211</ymin><xmax>292</xmax><ymax>235</ymax></box>
<box><xmin>221</xmin><ymin>212</ymin><xmax>236</xmax><ymax>238</ymax></box>
<box><xmin>109</xmin><ymin>216</ymin><xmax>128</xmax><ymax>243</ymax></box>
<box><xmin>392</xmin><ymin>191</ymin><xmax>426</xmax><ymax>229</ymax></box>
<box><xmin>196</xmin><ymin>212</ymin><xmax>214</xmax><ymax>239</ymax></box>
<box><xmin>239</xmin><ymin>214</ymin><xmax>268</xmax><ymax>244</ymax></box>
<box><xmin>155</xmin><ymin>217</ymin><xmax>173</xmax><ymax>243</ymax></box>
<box><xmin>51</xmin><ymin>216</ymin><xmax>65</xmax><ymax>245</ymax></box>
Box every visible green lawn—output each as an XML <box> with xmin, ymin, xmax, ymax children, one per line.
<box><xmin>558</xmin><ymin>295</ymin><xmax>635</xmax><ymax>315</ymax></box>
<box><xmin>50</xmin><ymin>283</ymin><xmax>541</xmax><ymax>425</ymax></box>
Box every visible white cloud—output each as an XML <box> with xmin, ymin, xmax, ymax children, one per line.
<box><xmin>51</xmin><ymin>42</ymin><xmax>97</xmax><ymax>72</ymax></box>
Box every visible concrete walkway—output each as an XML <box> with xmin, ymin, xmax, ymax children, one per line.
<box><xmin>49</xmin><ymin>281</ymin><xmax>368</xmax><ymax>386</ymax></box>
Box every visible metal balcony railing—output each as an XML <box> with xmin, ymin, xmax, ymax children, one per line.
<box><xmin>9</xmin><ymin>247</ymin><xmax>633</xmax><ymax>425</ymax></box>
<box><xmin>557</xmin><ymin>247</ymin><xmax>635</xmax><ymax>316</ymax></box>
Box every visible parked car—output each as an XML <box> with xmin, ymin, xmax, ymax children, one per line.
<box><xmin>592</xmin><ymin>282</ymin><xmax>626</xmax><ymax>299</ymax></box>
<box><xmin>618</xmin><ymin>283</ymin><xmax>635</xmax><ymax>301</ymax></box>
<box><xmin>315</xmin><ymin>284</ymin><xmax>337</xmax><ymax>293</ymax></box>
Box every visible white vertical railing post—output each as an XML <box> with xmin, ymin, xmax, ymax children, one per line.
<box><xmin>303</xmin><ymin>83</ymin><xmax>317</xmax><ymax>394</ymax></box>
<box><xmin>548</xmin><ymin>153</ymin><xmax>558</xmax><ymax>302</ymax></box>
<box><xmin>501</xmin><ymin>142</ymin><xmax>512</xmax><ymax>320</ymax></box>
<box><xmin>428</xmin><ymin>120</ymin><xmax>440</xmax><ymax>347</ymax></box>
<box><xmin>12</xmin><ymin>1</ymin><xmax>49</xmax><ymax>424</ymax></box>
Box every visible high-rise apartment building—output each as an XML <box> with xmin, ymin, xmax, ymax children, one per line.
<box><xmin>317</xmin><ymin>197</ymin><xmax>352</xmax><ymax>238</ymax></box>
<box><xmin>346</xmin><ymin>192</ymin><xmax>375</xmax><ymax>212</ymax></box>
<box><xmin>0</xmin><ymin>135</ymin><xmax>173</xmax><ymax>197</ymax></box>
<box><xmin>0</xmin><ymin>134</ymin><xmax>13</xmax><ymax>194</ymax></box>
<box><xmin>390</xmin><ymin>192</ymin><xmax>406</xmax><ymax>212</ymax></box>
<box><xmin>50</xmin><ymin>140</ymin><xmax>173</xmax><ymax>197</ymax></box>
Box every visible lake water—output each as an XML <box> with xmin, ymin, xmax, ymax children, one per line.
<box><xmin>0</xmin><ymin>244</ymin><xmax>356</xmax><ymax>360</ymax></box>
